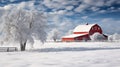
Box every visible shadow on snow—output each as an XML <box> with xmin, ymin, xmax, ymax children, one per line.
<box><xmin>30</xmin><ymin>47</ymin><xmax>120</xmax><ymax>52</ymax></box>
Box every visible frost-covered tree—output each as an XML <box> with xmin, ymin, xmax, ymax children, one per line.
<box><xmin>90</xmin><ymin>32</ymin><xmax>105</xmax><ymax>41</ymax></box>
<box><xmin>108</xmin><ymin>33</ymin><xmax>120</xmax><ymax>41</ymax></box>
<box><xmin>0</xmin><ymin>9</ymin><xmax>47</xmax><ymax>51</ymax></box>
<box><xmin>112</xmin><ymin>33</ymin><xmax>120</xmax><ymax>41</ymax></box>
<box><xmin>51</xmin><ymin>29</ymin><xmax>59</xmax><ymax>42</ymax></box>
<box><xmin>108</xmin><ymin>35</ymin><xmax>113</xmax><ymax>41</ymax></box>
<box><xmin>66</xmin><ymin>30</ymin><xmax>73</xmax><ymax>35</ymax></box>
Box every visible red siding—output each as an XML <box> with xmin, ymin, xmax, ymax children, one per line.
<box><xmin>74</xmin><ymin>34</ymin><xmax>90</xmax><ymax>41</ymax></box>
<box><xmin>62</xmin><ymin>34</ymin><xmax>90</xmax><ymax>42</ymax></box>
<box><xmin>62</xmin><ymin>38</ymin><xmax>75</xmax><ymax>42</ymax></box>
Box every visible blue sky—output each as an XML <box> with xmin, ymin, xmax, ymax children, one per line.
<box><xmin>0</xmin><ymin>0</ymin><xmax>120</xmax><ymax>38</ymax></box>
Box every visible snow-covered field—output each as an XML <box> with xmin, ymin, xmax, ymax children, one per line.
<box><xmin>0</xmin><ymin>41</ymin><xmax>120</xmax><ymax>67</ymax></box>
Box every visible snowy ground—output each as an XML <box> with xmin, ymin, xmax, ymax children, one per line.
<box><xmin>0</xmin><ymin>41</ymin><xmax>120</xmax><ymax>67</ymax></box>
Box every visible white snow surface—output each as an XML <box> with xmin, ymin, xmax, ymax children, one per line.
<box><xmin>73</xmin><ymin>24</ymin><xmax>95</xmax><ymax>32</ymax></box>
<box><xmin>0</xmin><ymin>41</ymin><xmax>120</xmax><ymax>67</ymax></box>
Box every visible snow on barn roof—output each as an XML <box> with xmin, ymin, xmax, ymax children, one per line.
<box><xmin>62</xmin><ymin>34</ymin><xmax>88</xmax><ymax>38</ymax></box>
<box><xmin>73</xmin><ymin>24</ymin><xmax>96</xmax><ymax>32</ymax></box>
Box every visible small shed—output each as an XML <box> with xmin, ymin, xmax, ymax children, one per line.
<box><xmin>62</xmin><ymin>23</ymin><xmax>107</xmax><ymax>42</ymax></box>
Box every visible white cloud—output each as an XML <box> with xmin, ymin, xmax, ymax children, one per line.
<box><xmin>100</xmin><ymin>18</ymin><xmax>120</xmax><ymax>34</ymax></box>
<box><xmin>3</xmin><ymin>5</ymin><xmax>13</xmax><ymax>10</ymax></box>
<box><xmin>98</xmin><ymin>10</ymin><xmax>106</xmax><ymax>13</ymax></box>
<box><xmin>17</xmin><ymin>2</ymin><xmax>26</xmax><ymax>9</ymax></box>
<box><xmin>43</xmin><ymin>0</ymin><xmax>51</xmax><ymax>7</ymax></box>
<box><xmin>105</xmin><ymin>0</ymin><xmax>120</xmax><ymax>6</ymax></box>
<box><xmin>81</xmin><ymin>16</ymin><xmax>88</xmax><ymax>19</ymax></box>
<box><xmin>48</xmin><ymin>10</ymin><xmax>67</xmax><ymax>15</ymax></box>
<box><xmin>91</xmin><ymin>7</ymin><xmax>100</xmax><ymax>11</ymax></box>
<box><xmin>65</xmin><ymin>6</ymin><xmax>74</xmax><ymax>10</ymax></box>
<box><xmin>74</xmin><ymin>4</ymin><xmax>88</xmax><ymax>12</ymax></box>
<box><xmin>9</xmin><ymin>0</ymin><xmax>16</xmax><ymax>2</ymax></box>
<box><xmin>17</xmin><ymin>2</ymin><xmax>34</xmax><ymax>10</ymax></box>
<box><xmin>57</xmin><ymin>10</ymin><xmax>67</xmax><ymax>15</ymax></box>
<box><xmin>43</xmin><ymin>0</ymin><xmax>63</xmax><ymax>9</ymax></box>
<box><xmin>83</xmin><ymin>0</ymin><xmax>105</xmax><ymax>7</ymax></box>
<box><xmin>110</xmin><ymin>7</ymin><xmax>115</xmax><ymax>10</ymax></box>
<box><xmin>65</xmin><ymin>11</ymin><xmax>74</xmax><ymax>16</ymax></box>
<box><xmin>0</xmin><ymin>1</ymin><xmax>35</xmax><ymax>11</ymax></box>
<box><xmin>83</xmin><ymin>0</ymin><xmax>119</xmax><ymax>7</ymax></box>
<box><xmin>107</xmin><ymin>7</ymin><xmax>120</xmax><ymax>12</ymax></box>
<box><xmin>118</xmin><ymin>8</ymin><xmax>120</xmax><ymax>10</ymax></box>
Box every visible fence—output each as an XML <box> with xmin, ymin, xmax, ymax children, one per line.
<box><xmin>0</xmin><ymin>47</ymin><xmax>18</xmax><ymax>52</ymax></box>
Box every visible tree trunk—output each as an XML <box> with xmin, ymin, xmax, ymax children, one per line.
<box><xmin>53</xmin><ymin>38</ymin><xmax>56</xmax><ymax>42</ymax></box>
<box><xmin>20</xmin><ymin>42</ymin><xmax>26</xmax><ymax>51</ymax></box>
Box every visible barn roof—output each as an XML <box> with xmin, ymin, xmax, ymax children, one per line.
<box><xmin>73</xmin><ymin>24</ymin><xmax>96</xmax><ymax>32</ymax></box>
<box><xmin>62</xmin><ymin>33</ymin><xmax>88</xmax><ymax>38</ymax></box>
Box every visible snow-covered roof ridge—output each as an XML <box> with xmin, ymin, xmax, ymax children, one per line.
<box><xmin>62</xmin><ymin>34</ymin><xmax>88</xmax><ymax>38</ymax></box>
<box><xmin>73</xmin><ymin>24</ymin><xmax>97</xmax><ymax>32</ymax></box>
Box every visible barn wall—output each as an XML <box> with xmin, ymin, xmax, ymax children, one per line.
<box><xmin>62</xmin><ymin>38</ymin><xmax>75</xmax><ymax>42</ymax></box>
<box><xmin>74</xmin><ymin>34</ymin><xmax>90</xmax><ymax>41</ymax></box>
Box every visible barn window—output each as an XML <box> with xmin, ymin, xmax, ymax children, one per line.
<box><xmin>98</xmin><ymin>27</ymin><xmax>100</xmax><ymax>30</ymax></box>
<box><xmin>92</xmin><ymin>27</ymin><xmax>94</xmax><ymax>30</ymax></box>
<box><xmin>95</xmin><ymin>27</ymin><xmax>97</xmax><ymax>30</ymax></box>
<box><xmin>96</xmin><ymin>27</ymin><xmax>98</xmax><ymax>30</ymax></box>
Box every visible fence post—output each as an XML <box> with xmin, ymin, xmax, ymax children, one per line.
<box><xmin>7</xmin><ymin>47</ymin><xmax>9</xmax><ymax>52</ymax></box>
<box><xmin>15</xmin><ymin>47</ymin><xmax>18</xmax><ymax>51</ymax></box>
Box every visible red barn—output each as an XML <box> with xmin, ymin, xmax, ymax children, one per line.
<box><xmin>62</xmin><ymin>24</ymin><xmax>107</xmax><ymax>42</ymax></box>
